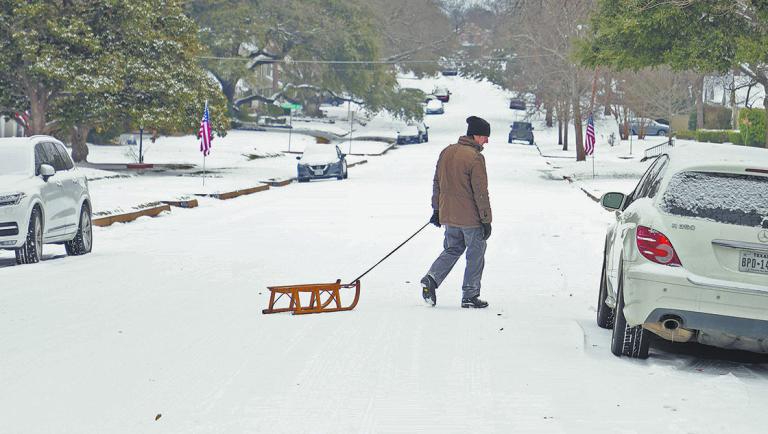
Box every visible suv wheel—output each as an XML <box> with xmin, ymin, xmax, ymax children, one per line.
<box><xmin>610</xmin><ymin>261</ymin><xmax>650</xmax><ymax>359</ymax></box>
<box><xmin>596</xmin><ymin>253</ymin><xmax>614</xmax><ymax>329</ymax></box>
<box><xmin>15</xmin><ymin>207</ymin><xmax>43</xmax><ymax>265</ymax></box>
<box><xmin>65</xmin><ymin>204</ymin><xmax>93</xmax><ymax>256</ymax></box>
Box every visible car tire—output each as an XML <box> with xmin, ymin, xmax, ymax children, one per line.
<box><xmin>529</xmin><ymin>139</ymin><xmax>534</xmax><ymax>145</ymax></box>
<box><xmin>610</xmin><ymin>260</ymin><xmax>650</xmax><ymax>359</ymax></box>
<box><xmin>15</xmin><ymin>207</ymin><xmax>43</xmax><ymax>265</ymax></box>
<box><xmin>337</xmin><ymin>162</ymin><xmax>347</xmax><ymax>180</ymax></box>
<box><xmin>65</xmin><ymin>204</ymin><xmax>93</xmax><ymax>256</ymax></box>
<box><xmin>596</xmin><ymin>253</ymin><xmax>614</xmax><ymax>329</ymax></box>
<box><xmin>657</xmin><ymin>130</ymin><xmax>667</xmax><ymax>137</ymax></box>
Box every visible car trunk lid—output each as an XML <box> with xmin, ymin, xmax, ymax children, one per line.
<box><xmin>656</xmin><ymin>170</ymin><xmax>768</xmax><ymax>286</ymax></box>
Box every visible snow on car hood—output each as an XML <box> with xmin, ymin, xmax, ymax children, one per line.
<box><xmin>0</xmin><ymin>174</ymin><xmax>33</xmax><ymax>193</ymax></box>
<box><xmin>299</xmin><ymin>145</ymin><xmax>340</xmax><ymax>166</ymax></box>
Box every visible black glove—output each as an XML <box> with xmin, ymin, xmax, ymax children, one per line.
<box><xmin>429</xmin><ymin>210</ymin><xmax>440</xmax><ymax>227</ymax></box>
<box><xmin>482</xmin><ymin>223</ymin><xmax>492</xmax><ymax>240</ymax></box>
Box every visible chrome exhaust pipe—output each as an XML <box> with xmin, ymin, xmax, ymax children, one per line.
<box><xmin>644</xmin><ymin>316</ymin><xmax>693</xmax><ymax>343</ymax></box>
<box><xmin>662</xmin><ymin>318</ymin><xmax>681</xmax><ymax>331</ymax></box>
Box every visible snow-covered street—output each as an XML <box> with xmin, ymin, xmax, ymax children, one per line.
<box><xmin>3</xmin><ymin>77</ymin><xmax>768</xmax><ymax>433</ymax></box>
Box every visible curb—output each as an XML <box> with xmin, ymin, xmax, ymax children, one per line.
<box><xmin>93</xmin><ymin>204</ymin><xmax>171</xmax><ymax>227</ymax></box>
<box><xmin>262</xmin><ymin>179</ymin><xmax>294</xmax><ymax>187</ymax></box>
<box><xmin>563</xmin><ymin>176</ymin><xmax>600</xmax><ymax>203</ymax></box>
<box><xmin>196</xmin><ymin>184</ymin><xmax>270</xmax><ymax>200</ymax></box>
<box><xmin>161</xmin><ymin>199</ymin><xmax>199</xmax><ymax>208</ymax></box>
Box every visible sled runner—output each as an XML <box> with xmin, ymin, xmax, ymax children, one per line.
<box><xmin>262</xmin><ymin>279</ymin><xmax>361</xmax><ymax>315</ymax></box>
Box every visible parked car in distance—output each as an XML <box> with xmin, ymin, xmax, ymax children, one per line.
<box><xmin>509</xmin><ymin>98</ymin><xmax>526</xmax><ymax>110</ymax></box>
<box><xmin>425</xmin><ymin>99</ymin><xmax>445</xmax><ymax>115</ymax></box>
<box><xmin>433</xmin><ymin>86</ymin><xmax>451</xmax><ymax>102</ymax></box>
<box><xmin>297</xmin><ymin>144</ymin><xmax>348</xmax><ymax>182</ymax></box>
<box><xmin>321</xmin><ymin>95</ymin><xmax>347</xmax><ymax>107</ymax></box>
<box><xmin>441</xmin><ymin>68</ymin><xmax>459</xmax><ymax>76</ymax></box>
<box><xmin>630</xmin><ymin>118</ymin><xmax>669</xmax><ymax>136</ymax></box>
<box><xmin>0</xmin><ymin>136</ymin><xmax>93</xmax><ymax>265</ymax></box>
<box><xmin>396</xmin><ymin>121</ymin><xmax>429</xmax><ymax>144</ymax></box>
<box><xmin>396</xmin><ymin>123</ymin><xmax>421</xmax><ymax>144</ymax></box>
<box><xmin>508</xmin><ymin>122</ymin><xmax>535</xmax><ymax>145</ymax></box>
<box><xmin>596</xmin><ymin>143</ymin><xmax>768</xmax><ymax>359</ymax></box>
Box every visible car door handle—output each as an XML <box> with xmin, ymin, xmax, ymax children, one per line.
<box><xmin>55</xmin><ymin>181</ymin><xmax>63</xmax><ymax>187</ymax></box>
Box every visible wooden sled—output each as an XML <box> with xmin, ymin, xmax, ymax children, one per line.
<box><xmin>262</xmin><ymin>279</ymin><xmax>361</xmax><ymax>315</ymax></box>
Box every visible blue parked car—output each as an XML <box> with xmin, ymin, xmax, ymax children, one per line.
<box><xmin>396</xmin><ymin>121</ymin><xmax>429</xmax><ymax>144</ymax></box>
<box><xmin>297</xmin><ymin>144</ymin><xmax>348</xmax><ymax>182</ymax></box>
<box><xmin>629</xmin><ymin>118</ymin><xmax>669</xmax><ymax>136</ymax></box>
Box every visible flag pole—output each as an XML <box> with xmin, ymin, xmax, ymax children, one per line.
<box><xmin>203</xmin><ymin>100</ymin><xmax>208</xmax><ymax>187</ymax></box>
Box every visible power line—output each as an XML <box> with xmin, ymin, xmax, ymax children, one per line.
<box><xmin>198</xmin><ymin>54</ymin><xmax>555</xmax><ymax>64</ymax></box>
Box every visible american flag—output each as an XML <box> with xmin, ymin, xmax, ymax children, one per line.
<box><xmin>585</xmin><ymin>114</ymin><xmax>596</xmax><ymax>156</ymax></box>
<box><xmin>13</xmin><ymin>110</ymin><xmax>29</xmax><ymax>130</ymax></box>
<box><xmin>199</xmin><ymin>102</ymin><xmax>213</xmax><ymax>156</ymax></box>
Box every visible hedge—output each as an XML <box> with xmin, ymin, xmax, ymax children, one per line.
<box><xmin>689</xmin><ymin>105</ymin><xmax>734</xmax><ymax>130</ymax></box>
<box><xmin>738</xmin><ymin>108</ymin><xmax>766</xmax><ymax>147</ymax></box>
<box><xmin>674</xmin><ymin>129</ymin><xmax>743</xmax><ymax>145</ymax></box>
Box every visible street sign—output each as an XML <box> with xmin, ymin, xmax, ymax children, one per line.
<box><xmin>280</xmin><ymin>102</ymin><xmax>302</xmax><ymax>111</ymax></box>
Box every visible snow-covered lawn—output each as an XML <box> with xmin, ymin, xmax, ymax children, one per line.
<box><xmin>81</xmin><ymin>130</ymin><xmax>380</xmax><ymax>215</ymax></box>
<box><xmin>3</xmin><ymin>76</ymin><xmax>768</xmax><ymax>433</ymax></box>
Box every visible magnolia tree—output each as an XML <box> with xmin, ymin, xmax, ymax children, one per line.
<box><xmin>0</xmin><ymin>0</ymin><xmax>228</xmax><ymax>162</ymax></box>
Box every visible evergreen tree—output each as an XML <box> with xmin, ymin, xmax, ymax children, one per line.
<box><xmin>0</xmin><ymin>0</ymin><xmax>228</xmax><ymax>161</ymax></box>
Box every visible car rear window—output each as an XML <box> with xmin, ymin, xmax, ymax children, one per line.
<box><xmin>660</xmin><ymin>171</ymin><xmax>768</xmax><ymax>227</ymax></box>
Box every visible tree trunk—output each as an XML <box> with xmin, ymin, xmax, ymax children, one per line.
<box><xmin>574</xmin><ymin>96</ymin><xmax>585</xmax><ymax>161</ymax></box>
<box><xmin>221</xmin><ymin>79</ymin><xmax>237</xmax><ymax>109</ymax></box>
<box><xmin>603</xmin><ymin>72</ymin><xmax>613</xmax><ymax>116</ymax></box>
<box><xmin>730</xmin><ymin>71</ymin><xmax>738</xmax><ymax>129</ymax></box>
<box><xmin>763</xmin><ymin>87</ymin><xmax>768</xmax><ymax>148</ymax></box>
<box><xmin>694</xmin><ymin>75</ymin><xmax>704</xmax><ymax>130</ymax></box>
<box><xmin>272</xmin><ymin>63</ymin><xmax>280</xmax><ymax>92</ymax></box>
<box><xmin>557</xmin><ymin>117</ymin><xmax>563</xmax><ymax>145</ymax></box>
<box><xmin>545</xmin><ymin>103</ymin><xmax>553</xmax><ymax>128</ymax></box>
<box><xmin>70</xmin><ymin>125</ymin><xmax>91</xmax><ymax>162</ymax></box>
<box><xmin>28</xmin><ymin>85</ymin><xmax>49</xmax><ymax>136</ymax></box>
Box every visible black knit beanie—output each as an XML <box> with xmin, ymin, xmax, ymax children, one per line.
<box><xmin>466</xmin><ymin>116</ymin><xmax>491</xmax><ymax>137</ymax></box>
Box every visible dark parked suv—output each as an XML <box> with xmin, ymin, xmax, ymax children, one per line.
<box><xmin>508</xmin><ymin>122</ymin><xmax>535</xmax><ymax>145</ymax></box>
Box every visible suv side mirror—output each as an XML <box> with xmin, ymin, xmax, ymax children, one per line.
<box><xmin>296</xmin><ymin>156</ymin><xmax>301</xmax><ymax>160</ymax></box>
<box><xmin>40</xmin><ymin>164</ymin><xmax>55</xmax><ymax>180</ymax></box>
<box><xmin>340</xmin><ymin>153</ymin><xmax>347</xmax><ymax>159</ymax></box>
<box><xmin>600</xmin><ymin>192</ymin><xmax>625</xmax><ymax>211</ymax></box>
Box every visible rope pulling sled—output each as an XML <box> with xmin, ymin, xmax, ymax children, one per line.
<box><xmin>262</xmin><ymin>222</ymin><xmax>430</xmax><ymax>315</ymax></box>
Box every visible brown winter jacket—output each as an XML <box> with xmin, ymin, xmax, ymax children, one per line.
<box><xmin>431</xmin><ymin>136</ymin><xmax>492</xmax><ymax>227</ymax></box>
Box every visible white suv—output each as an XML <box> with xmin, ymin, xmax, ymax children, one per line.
<box><xmin>597</xmin><ymin>143</ymin><xmax>768</xmax><ymax>358</ymax></box>
<box><xmin>0</xmin><ymin>136</ymin><xmax>93</xmax><ymax>264</ymax></box>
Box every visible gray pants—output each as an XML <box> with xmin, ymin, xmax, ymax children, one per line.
<box><xmin>424</xmin><ymin>225</ymin><xmax>486</xmax><ymax>299</ymax></box>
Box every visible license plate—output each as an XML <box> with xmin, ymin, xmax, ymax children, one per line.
<box><xmin>739</xmin><ymin>250</ymin><xmax>768</xmax><ymax>275</ymax></box>
<box><xmin>313</xmin><ymin>170</ymin><xmax>324</xmax><ymax>176</ymax></box>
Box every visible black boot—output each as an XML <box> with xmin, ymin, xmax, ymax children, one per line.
<box><xmin>421</xmin><ymin>275</ymin><xmax>437</xmax><ymax>307</ymax></box>
<box><xmin>461</xmin><ymin>296</ymin><xmax>488</xmax><ymax>309</ymax></box>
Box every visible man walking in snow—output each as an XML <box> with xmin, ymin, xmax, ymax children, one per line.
<box><xmin>421</xmin><ymin>116</ymin><xmax>492</xmax><ymax>309</ymax></box>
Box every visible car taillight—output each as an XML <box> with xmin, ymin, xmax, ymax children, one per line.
<box><xmin>636</xmin><ymin>226</ymin><xmax>682</xmax><ymax>267</ymax></box>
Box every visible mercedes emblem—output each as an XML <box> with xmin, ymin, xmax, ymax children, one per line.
<box><xmin>760</xmin><ymin>230</ymin><xmax>768</xmax><ymax>244</ymax></box>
